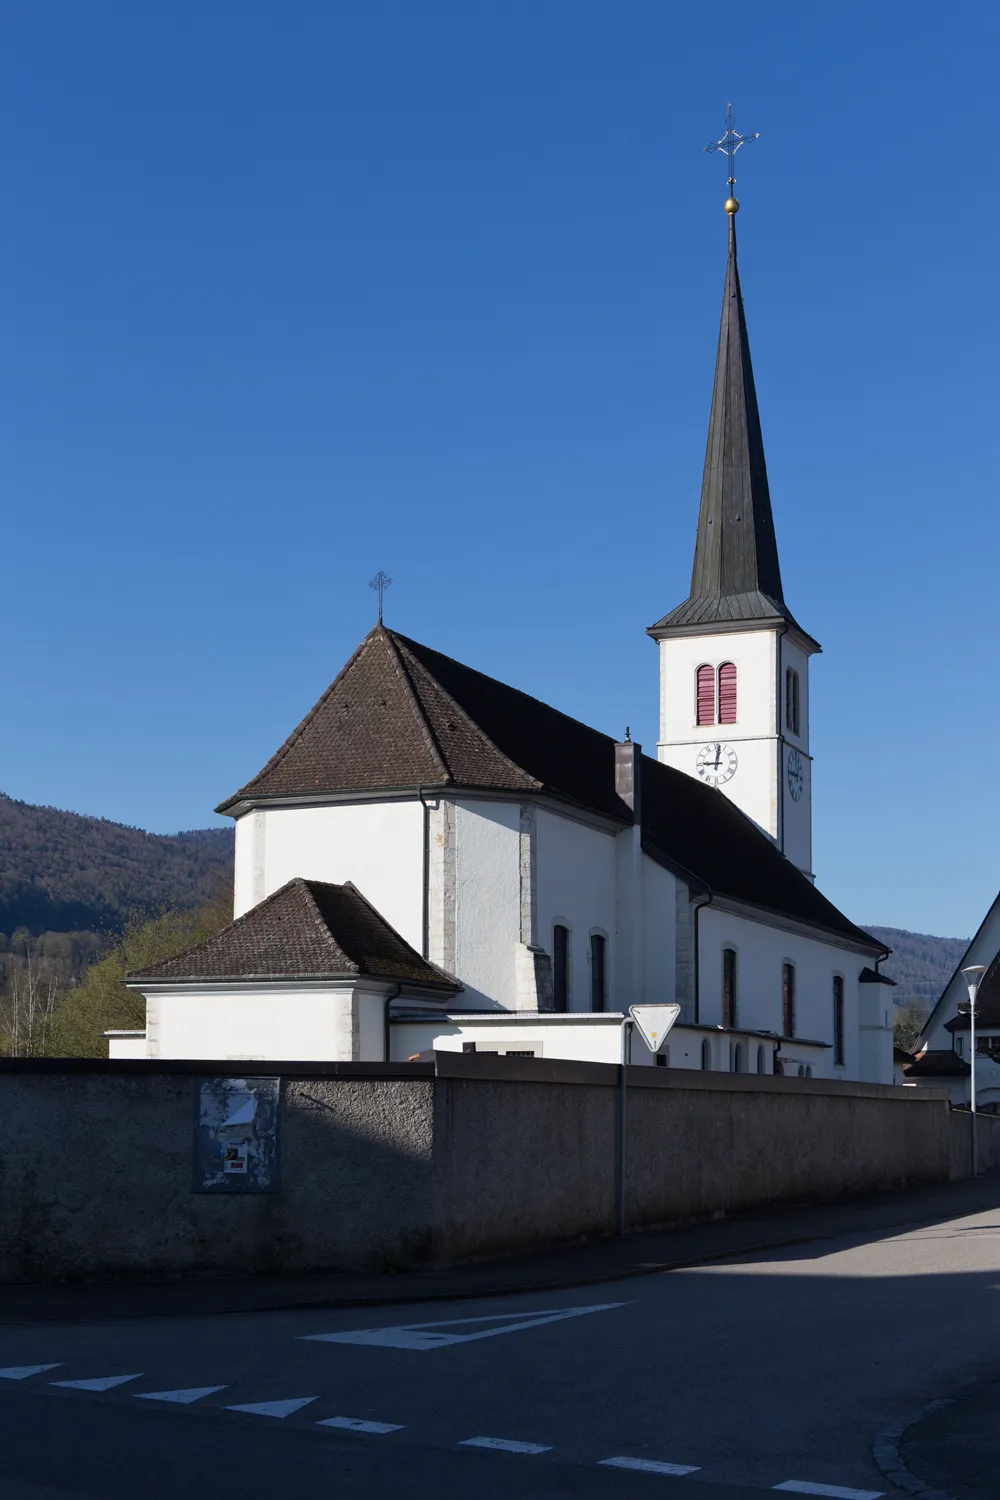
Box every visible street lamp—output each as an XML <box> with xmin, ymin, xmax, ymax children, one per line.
<box><xmin>961</xmin><ymin>964</ymin><xmax>988</xmax><ymax>1176</ymax></box>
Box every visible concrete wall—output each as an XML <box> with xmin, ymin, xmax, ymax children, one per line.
<box><xmin>0</xmin><ymin>1055</ymin><xmax>959</xmax><ymax>1282</ymax></box>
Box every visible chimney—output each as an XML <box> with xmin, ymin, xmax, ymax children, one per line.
<box><xmin>614</xmin><ymin>732</ymin><xmax>642</xmax><ymax>820</ymax></box>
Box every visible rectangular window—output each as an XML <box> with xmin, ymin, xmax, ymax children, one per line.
<box><xmin>782</xmin><ymin>963</ymin><xmax>796</xmax><ymax>1038</ymax></box>
<box><xmin>590</xmin><ymin>934</ymin><xmax>607</xmax><ymax>1012</ymax></box>
<box><xmin>722</xmin><ymin>948</ymin><xmax>737</xmax><ymax>1028</ymax></box>
<box><xmin>552</xmin><ymin>924</ymin><xmax>569</xmax><ymax>1012</ymax></box>
<box><xmin>833</xmin><ymin>975</ymin><xmax>845</xmax><ymax>1065</ymax></box>
<box><xmin>785</xmin><ymin>668</ymin><xmax>800</xmax><ymax>736</ymax></box>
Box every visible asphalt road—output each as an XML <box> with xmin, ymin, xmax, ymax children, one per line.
<box><xmin>2</xmin><ymin>1197</ymin><xmax>1000</xmax><ymax>1500</ymax></box>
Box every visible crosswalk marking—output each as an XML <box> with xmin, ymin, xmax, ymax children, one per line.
<box><xmin>226</xmin><ymin>1397</ymin><xmax>317</xmax><ymax>1419</ymax></box>
<box><xmin>135</xmin><ymin>1386</ymin><xmax>228</xmax><ymax>1405</ymax></box>
<box><xmin>317</xmin><ymin>1416</ymin><xmax>405</xmax><ymax>1434</ymax></box>
<box><xmin>459</xmin><ymin>1436</ymin><xmax>553</xmax><ymax>1454</ymax></box>
<box><xmin>773</xmin><ymin>1484</ymin><xmax>884</xmax><ymax>1499</ymax></box>
<box><xmin>600</xmin><ymin>1457</ymin><xmax>702</xmax><ymax>1477</ymax></box>
<box><xmin>52</xmin><ymin>1374</ymin><xmax>143</xmax><ymax>1392</ymax></box>
<box><xmin>0</xmin><ymin>1365</ymin><xmax>62</xmax><ymax>1381</ymax></box>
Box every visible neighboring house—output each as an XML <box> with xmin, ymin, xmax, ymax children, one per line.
<box><xmin>117</xmin><ymin>198</ymin><xmax>894</xmax><ymax>1084</ymax></box>
<box><xmin>905</xmin><ymin>891</ymin><xmax>1000</xmax><ymax>1108</ymax></box>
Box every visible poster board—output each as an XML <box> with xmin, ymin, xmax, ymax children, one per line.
<box><xmin>193</xmin><ymin>1077</ymin><xmax>280</xmax><ymax>1193</ymax></box>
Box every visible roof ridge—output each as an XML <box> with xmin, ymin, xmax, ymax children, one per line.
<box><xmin>379</xmin><ymin>629</ymin><xmax>450</xmax><ymax>783</ymax></box>
<box><xmin>389</xmin><ymin>633</ymin><xmax>544</xmax><ymax>792</ymax></box>
<box><xmin>230</xmin><ymin>632</ymin><xmax>379</xmax><ymax>795</ymax></box>
<box><xmin>297</xmin><ymin>878</ymin><xmax>359</xmax><ymax>970</ymax></box>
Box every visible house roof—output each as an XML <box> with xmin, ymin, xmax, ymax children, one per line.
<box><xmin>647</xmin><ymin>213</ymin><xmax>817</xmax><ymax>649</ymax></box>
<box><xmin>218</xmin><ymin>627</ymin><xmax>882</xmax><ymax>954</ymax></box>
<box><xmin>944</xmin><ymin>951</ymin><xmax>1000</xmax><ymax>1030</ymax></box>
<box><xmin>918</xmin><ymin>892</ymin><xmax>999</xmax><ymax>1044</ymax></box>
<box><xmin>128</xmin><ymin>877</ymin><xmax>460</xmax><ymax>990</ymax></box>
<box><xmin>903</xmin><ymin>1049</ymin><xmax>970</xmax><ymax>1079</ymax></box>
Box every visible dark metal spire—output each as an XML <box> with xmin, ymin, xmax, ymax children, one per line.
<box><xmin>649</xmin><ymin>206</ymin><xmax>816</xmax><ymax>646</ymax></box>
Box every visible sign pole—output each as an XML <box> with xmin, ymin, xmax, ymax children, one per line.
<box><xmin>616</xmin><ymin>1017</ymin><xmax>630</xmax><ymax>1237</ymax></box>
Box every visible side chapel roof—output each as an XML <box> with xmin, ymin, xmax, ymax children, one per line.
<box><xmin>129</xmin><ymin>877</ymin><xmax>460</xmax><ymax>989</ymax></box>
<box><xmin>218</xmin><ymin>626</ymin><xmax>881</xmax><ymax>953</ymax></box>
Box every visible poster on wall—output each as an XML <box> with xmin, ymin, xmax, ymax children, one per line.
<box><xmin>193</xmin><ymin>1077</ymin><xmax>280</xmax><ymax>1193</ymax></box>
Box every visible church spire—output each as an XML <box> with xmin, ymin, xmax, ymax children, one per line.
<box><xmin>649</xmin><ymin>194</ymin><xmax>816</xmax><ymax>646</ymax></box>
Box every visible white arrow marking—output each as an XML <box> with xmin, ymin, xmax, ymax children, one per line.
<box><xmin>52</xmin><ymin>1374</ymin><xmax>142</xmax><ymax>1392</ymax></box>
<box><xmin>0</xmin><ymin>1364</ymin><xmax>61</xmax><ymax>1381</ymax></box>
<box><xmin>773</xmin><ymin>1486</ymin><xmax>884</xmax><ymax>1500</ymax></box>
<box><xmin>300</xmin><ymin>1301</ymin><xmax>627</xmax><ymax>1351</ymax></box>
<box><xmin>601</xmin><ymin>1457</ymin><xmax>701</xmax><ymax>1477</ymax></box>
<box><xmin>460</xmin><ymin>1437</ymin><xmax>552</xmax><ymax>1454</ymax></box>
<box><xmin>317</xmin><ymin>1416</ymin><xmax>405</xmax><ymax>1434</ymax></box>
<box><xmin>226</xmin><ymin>1397</ymin><xmax>317</xmax><ymax>1419</ymax></box>
<box><xmin>135</xmin><ymin>1386</ymin><xmax>227</xmax><ymax>1405</ymax></box>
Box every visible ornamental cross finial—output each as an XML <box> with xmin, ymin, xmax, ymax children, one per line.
<box><xmin>369</xmin><ymin>569</ymin><xmax>392</xmax><ymax>624</ymax></box>
<box><xmin>704</xmin><ymin>103</ymin><xmax>759</xmax><ymax>204</ymax></box>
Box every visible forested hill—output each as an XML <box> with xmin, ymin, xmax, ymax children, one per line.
<box><xmin>0</xmin><ymin>794</ymin><xmax>233</xmax><ymax>938</ymax></box>
<box><xmin>866</xmin><ymin>926</ymin><xmax>970</xmax><ymax>1013</ymax></box>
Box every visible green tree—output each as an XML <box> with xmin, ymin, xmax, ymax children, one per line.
<box><xmin>51</xmin><ymin>889</ymin><xmax>232</xmax><ymax>1057</ymax></box>
<box><xmin>893</xmin><ymin>1007</ymin><xmax>928</xmax><ymax>1055</ymax></box>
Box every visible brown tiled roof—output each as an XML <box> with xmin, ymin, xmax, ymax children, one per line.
<box><xmin>128</xmin><ymin>878</ymin><xmax>460</xmax><ymax>989</ymax></box>
<box><xmin>217</xmin><ymin>627</ymin><xmax>881</xmax><ymax>952</ymax></box>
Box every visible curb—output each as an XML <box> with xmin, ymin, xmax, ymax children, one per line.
<box><xmin>873</xmin><ymin>1369</ymin><xmax>1000</xmax><ymax>1500</ymax></box>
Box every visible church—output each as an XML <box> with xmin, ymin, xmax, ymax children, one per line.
<box><xmin>117</xmin><ymin>194</ymin><xmax>894</xmax><ymax>1085</ymax></box>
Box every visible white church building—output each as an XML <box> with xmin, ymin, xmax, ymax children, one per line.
<box><xmin>121</xmin><ymin>200</ymin><xmax>894</xmax><ymax>1084</ymax></box>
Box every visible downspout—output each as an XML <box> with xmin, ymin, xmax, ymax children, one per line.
<box><xmin>692</xmin><ymin>891</ymin><xmax>713</xmax><ymax>1025</ymax></box>
<box><xmin>382</xmin><ymin>983</ymin><xmax>403</xmax><ymax>1063</ymax></box>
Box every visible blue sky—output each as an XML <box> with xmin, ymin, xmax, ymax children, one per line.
<box><xmin>3</xmin><ymin>0</ymin><xmax>997</xmax><ymax>937</ymax></box>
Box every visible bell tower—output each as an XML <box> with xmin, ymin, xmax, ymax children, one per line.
<box><xmin>648</xmin><ymin>116</ymin><xmax>820</xmax><ymax>879</ymax></box>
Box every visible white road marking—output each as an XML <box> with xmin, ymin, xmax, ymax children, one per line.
<box><xmin>301</xmin><ymin>1302</ymin><xmax>628</xmax><ymax>1351</ymax></box>
<box><xmin>600</xmin><ymin>1457</ymin><xmax>702</xmax><ymax>1477</ymax></box>
<box><xmin>226</xmin><ymin>1397</ymin><xmax>317</xmax><ymax>1419</ymax></box>
<box><xmin>135</xmin><ymin>1386</ymin><xmax>228</xmax><ymax>1404</ymax></box>
<box><xmin>459</xmin><ymin>1437</ymin><xmax>553</xmax><ymax>1454</ymax></box>
<box><xmin>773</xmin><ymin>1485</ymin><xmax>884</xmax><ymax>1499</ymax></box>
<box><xmin>52</xmin><ymin>1374</ymin><xmax>142</xmax><ymax>1392</ymax></box>
<box><xmin>317</xmin><ymin>1416</ymin><xmax>406</xmax><ymax>1434</ymax></box>
<box><xmin>0</xmin><ymin>1365</ymin><xmax>62</xmax><ymax>1381</ymax></box>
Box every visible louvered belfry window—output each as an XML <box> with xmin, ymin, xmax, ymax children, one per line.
<box><xmin>785</xmin><ymin>668</ymin><xmax>800</xmax><ymax>735</ymax></box>
<box><xmin>696</xmin><ymin>664</ymin><xmax>716</xmax><ymax>725</ymax></box>
<box><xmin>718</xmin><ymin>663</ymin><xmax>737</xmax><ymax>724</ymax></box>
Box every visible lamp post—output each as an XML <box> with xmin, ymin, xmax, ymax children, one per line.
<box><xmin>961</xmin><ymin>965</ymin><xmax>988</xmax><ymax>1176</ymax></box>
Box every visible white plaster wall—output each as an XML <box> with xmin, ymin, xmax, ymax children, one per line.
<box><xmin>142</xmin><ymin>985</ymin><xmax>362</xmax><ymax>1061</ymax></box>
<box><xmin>641</xmin><ymin>856</ymin><xmax>678</xmax><ymax>1007</ymax></box>
<box><xmin>391</xmin><ymin>1018</ymin><xmax>624</xmax><ymax>1064</ymax></box>
<box><xmin>232</xmin><ymin>801</ymin><xmax>424</xmax><ymax>950</ymax></box>
<box><xmin>698</xmin><ymin>906</ymin><xmax>885</xmax><ymax>1081</ymax></box>
<box><xmin>452</xmin><ymin>800</ymin><xmax>521</xmax><ymax>1009</ymax></box>
<box><xmin>534</xmin><ymin>808</ymin><xmax>617</xmax><ymax>1011</ymax></box>
<box><xmin>106</xmin><ymin>1036</ymin><xmax>148</xmax><ymax>1060</ymax></box>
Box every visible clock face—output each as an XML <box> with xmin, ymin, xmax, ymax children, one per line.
<box><xmin>787</xmin><ymin>747</ymin><xmax>805</xmax><ymax>802</ymax></box>
<box><xmin>696</xmin><ymin>742</ymin><xmax>737</xmax><ymax>786</ymax></box>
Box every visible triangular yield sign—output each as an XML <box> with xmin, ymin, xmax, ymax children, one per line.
<box><xmin>135</xmin><ymin>1386</ymin><xmax>227</xmax><ymax>1404</ymax></box>
<box><xmin>629</xmin><ymin>1004</ymin><xmax>681</xmax><ymax>1054</ymax></box>
<box><xmin>0</xmin><ymin>1364</ymin><xmax>61</xmax><ymax>1381</ymax></box>
<box><xmin>52</xmin><ymin>1374</ymin><xmax>143</xmax><ymax>1392</ymax></box>
<box><xmin>226</xmin><ymin>1397</ymin><xmax>317</xmax><ymax>1419</ymax></box>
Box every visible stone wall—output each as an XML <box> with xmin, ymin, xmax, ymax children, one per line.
<box><xmin>0</xmin><ymin>1054</ymin><xmax>960</xmax><ymax>1282</ymax></box>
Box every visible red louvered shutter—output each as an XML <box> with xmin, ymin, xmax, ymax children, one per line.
<box><xmin>696</xmin><ymin>665</ymin><xmax>715</xmax><ymax>725</ymax></box>
<box><xmin>718</xmin><ymin>662</ymin><xmax>737</xmax><ymax>724</ymax></box>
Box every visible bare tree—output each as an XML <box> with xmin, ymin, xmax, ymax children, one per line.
<box><xmin>0</xmin><ymin>959</ymin><xmax>59</xmax><ymax>1057</ymax></box>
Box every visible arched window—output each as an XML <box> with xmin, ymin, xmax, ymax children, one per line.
<box><xmin>782</xmin><ymin>962</ymin><xmax>796</xmax><ymax>1038</ymax></box>
<box><xmin>590</xmin><ymin>933</ymin><xmax>607</xmax><ymax>1012</ymax></box>
<box><xmin>701</xmin><ymin>1037</ymin><xmax>712</xmax><ymax>1071</ymax></box>
<box><xmin>785</xmin><ymin>668</ymin><xmax>800</xmax><ymax>735</ymax></box>
<box><xmin>798</xmin><ymin>1063</ymin><xmax>807</xmax><ymax>1078</ymax></box>
<box><xmin>696</xmin><ymin>664</ymin><xmax>716</xmax><ymax>725</ymax></box>
<box><xmin>733</xmin><ymin>1042</ymin><xmax>744</xmax><ymax>1073</ymax></box>
<box><xmin>552</xmin><ymin>925</ymin><xmax>569</xmax><ymax>1012</ymax></box>
<box><xmin>718</xmin><ymin>663</ymin><xmax>737</xmax><ymax>724</ymax></box>
<box><xmin>805</xmin><ymin>1064</ymin><xmax>813</xmax><ymax>1078</ymax></box>
<box><xmin>757</xmin><ymin>1045</ymin><xmax>766</xmax><ymax>1074</ymax></box>
<box><xmin>833</xmin><ymin>975</ymin><xmax>845</xmax><ymax>1065</ymax></box>
<box><xmin>722</xmin><ymin>948</ymin><xmax>738</xmax><ymax>1028</ymax></box>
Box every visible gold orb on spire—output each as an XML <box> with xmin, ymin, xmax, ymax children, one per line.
<box><xmin>725</xmin><ymin>196</ymin><xmax>739</xmax><ymax>215</ymax></box>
